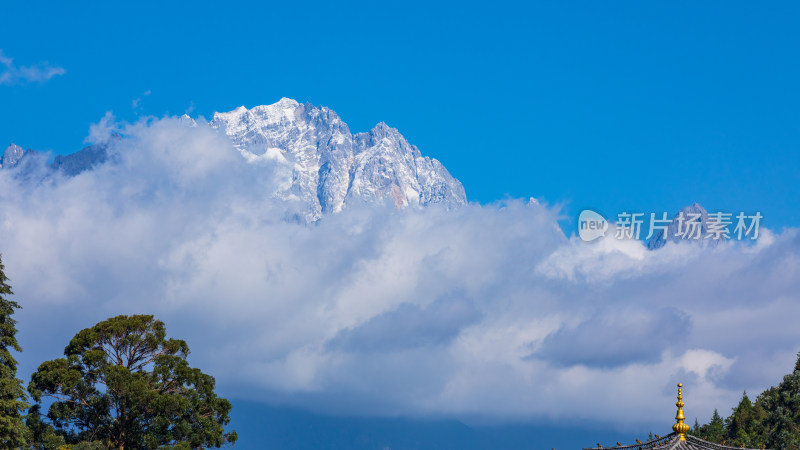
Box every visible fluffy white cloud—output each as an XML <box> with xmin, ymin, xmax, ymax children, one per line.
<box><xmin>1</xmin><ymin>115</ymin><xmax>798</xmax><ymax>431</ymax></box>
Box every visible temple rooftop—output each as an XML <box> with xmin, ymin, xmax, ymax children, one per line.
<box><xmin>584</xmin><ymin>384</ymin><xmax>765</xmax><ymax>450</ymax></box>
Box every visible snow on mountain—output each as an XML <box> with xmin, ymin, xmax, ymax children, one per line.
<box><xmin>210</xmin><ymin>98</ymin><xmax>466</xmax><ymax>220</ymax></box>
<box><xmin>1</xmin><ymin>143</ymin><xmax>25</xmax><ymax>168</ymax></box>
<box><xmin>647</xmin><ymin>203</ymin><xmax>724</xmax><ymax>250</ymax></box>
<box><xmin>3</xmin><ymin>99</ymin><xmax>466</xmax><ymax>220</ymax></box>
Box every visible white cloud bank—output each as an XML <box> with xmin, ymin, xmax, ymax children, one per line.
<box><xmin>1</xmin><ymin>115</ymin><xmax>799</xmax><ymax>430</ymax></box>
<box><xmin>0</xmin><ymin>49</ymin><xmax>65</xmax><ymax>86</ymax></box>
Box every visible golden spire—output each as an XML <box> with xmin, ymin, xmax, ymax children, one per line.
<box><xmin>672</xmin><ymin>383</ymin><xmax>690</xmax><ymax>441</ymax></box>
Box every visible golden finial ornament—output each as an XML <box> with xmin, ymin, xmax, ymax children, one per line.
<box><xmin>672</xmin><ymin>383</ymin><xmax>690</xmax><ymax>441</ymax></box>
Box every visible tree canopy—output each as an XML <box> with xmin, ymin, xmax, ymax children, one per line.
<box><xmin>0</xmin><ymin>254</ymin><xmax>29</xmax><ymax>447</ymax></box>
<box><xmin>27</xmin><ymin>314</ymin><xmax>236</xmax><ymax>449</ymax></box>
<box><xmin>691</xmin><ymin>352</ymin><xmax>800</xmax><ymax>449</ymax></box>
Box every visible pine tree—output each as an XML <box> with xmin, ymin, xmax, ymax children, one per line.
<box><xmin>694</xmin><ymin>352</ymin><xmax>800</xmax><ymax>448</ymax></box>
<box><xmin>760</xmin><ymin>352</ymin><xmax>800</xmax><ymax>449</ymax></box>
<box><xmin>0</xmin><ymin>255</ymin><xmax>29</xmax><ymax>447</ymax></box>
<box><xmin>704</xmin><ymin>409</ymin><xmax>725</xmax><ymax>442</ymax></box>
<box><xmin>725</xmin><ymin>392</ymin><xmax>748</xmax><ymax>442</ymax></box>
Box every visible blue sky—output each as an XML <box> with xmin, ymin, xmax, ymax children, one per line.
<box><xmin>2</xmin><ymin>1</ymin><xmax>799</xmax><ymax>230</ymax></box>
<box><xmin>3</xmin><ymin>3</ymin><xmax>800</xmax><ymax>448</ymax></box>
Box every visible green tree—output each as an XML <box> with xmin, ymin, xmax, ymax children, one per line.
<box><xmin>28</xmin><ymin>315</ymin><xmax>237</xmax><ymax>449</ymax></box>
<box><xmin>25</xmin><ymin>404</ymin><xmax>67</xmax><ymax>449</ymax></box>
<box><xmin>724</xmin><ymin>391</ymin><xmax>767</xmax><ymax>448</ymax></box>
<box><xmin>759</xmin><ymin>352</ymin><xmax>800</xmax><ymax>450</ymax></box>
<box><xmin>692</xmin><ymin>352</ymin><xmax>800</xmax><ymax>448</ymax></box>
<box><xmin>696</xmin><ymin>409</ymin><xmax>725</xmax><ymax>442</ymax></box>
<box><xmin>0</xmin><ymin>254</ymin><xmax>30</xmax><ymax>447</ymax></box>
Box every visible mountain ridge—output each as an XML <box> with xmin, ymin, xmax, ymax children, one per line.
<box><xmin>647</xmin><ymin>203</ymin><xmax>725</xmax><ymax>249</ymax></box>
<box><xmin>3</xmin><ymin>99</ymin><xmax>467</xmax><ymax>220</ymax></box>
<box><xmin>209</xmin><ymin>98</ymin><xmax>466</xmax><ymax>220</ymax></box>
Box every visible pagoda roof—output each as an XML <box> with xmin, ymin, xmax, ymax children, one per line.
<box><xmin>584</xmin><ymin>432</ymin><xmax>764</xmax><ymax>450</ymax></box>
<box><xmin>585</xmin><ymin>384</ymin><xmax>765</xmax><ymax>450</ymax></box>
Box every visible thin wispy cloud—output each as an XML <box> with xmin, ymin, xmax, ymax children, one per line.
<box><xmin>132</xmin><ymin>90</ymin><xmax>151</xmax><ymax>110</ymax></box>
<box><xmin>0</xmin><ymin>115</ymin><xmax>797</xmax><ymax>431</ymax></box>
<box><xmin>0</xmin><ymin>49</ymin><xmax>65</xmax><ymax>86</ymax></box>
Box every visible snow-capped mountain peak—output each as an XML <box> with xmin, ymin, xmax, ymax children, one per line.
<box><xmin>4</xmin><ymin>99</ymin><xmax>466</xmax><ymax>221</ymax></box>
<box><xmin>1</xmin><ymin>143</ymin><xmax>25</xmax><ymax>168</ymax></box>
<box><xmin>210</xmin><ymin>99</ymin><xmax>466</xmax><ymax>219</ymax></box>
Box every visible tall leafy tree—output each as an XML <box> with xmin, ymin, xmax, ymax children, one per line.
<box><xmin>0</xmin><ymin>254</ymin><xmax>29</xmax><ymax>447</ymax></box>
<box><xmin>28</xmin><ymin>315</ymin><xmax>237</xmax><ymax>449</ymax></box>
<box><xmin>25</xmin><ymin>404</ymin><xmax>67</xmax><ymax>449</ymax></box>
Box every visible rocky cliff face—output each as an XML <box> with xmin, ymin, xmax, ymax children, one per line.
<box><xmin>1</xmin><ymin>143</ymin><xmax>25</xmax><ymax>168</ymax></box>
<box><xmin>209</xmin><ymin>98</ymin><xmax>466</xmax><ymax>220</ymax></box>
